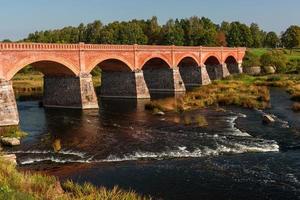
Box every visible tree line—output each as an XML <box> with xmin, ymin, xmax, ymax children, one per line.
<box><xmin>3</xmin><ymin>16</ymin><xmax>300</xmax><ymax>48</ymax></box>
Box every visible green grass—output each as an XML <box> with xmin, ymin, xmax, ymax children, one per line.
<box><xmin>0</xmin><ymin>159</ymin><xmax>150</xmax><ymax>200</ymax></box>
<box><xmin>249</xmin><ymin>48</ymin><xmax>300</xmax><ymax>61</ymax></box>
<box><xmin>248</xmin><ymin>48</ymin><xmax>269</xmax><ymax>57</ymax></box>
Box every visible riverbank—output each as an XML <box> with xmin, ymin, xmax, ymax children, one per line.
<box><xmin>146</xmin><ymin>74</ymin><xmax>300</xmax><ymax>113</ymax></box>
<box><xmin>0</xmin><ymin>159</ymin><xmax>149</xmax><ymax>200</ymax></box>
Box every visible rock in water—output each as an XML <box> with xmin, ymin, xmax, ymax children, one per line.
<box><xmin>262</xmin><ymin>114</ymin><xmax>275</xmax><ymax>124</ymax></box>
<box><xmin>1</xmin><ymin>137</ymin><xmax>20</xmax><ymax>146</ymax></box>
<box><xmin>263</xmin><ymin>66</ymin><xmax>276</xmax><ymax>74</ymax></box>
<box><xmin>155</xmin><ymin>111</ymin><xmax>165</xmax><ymax>116</ymax></box>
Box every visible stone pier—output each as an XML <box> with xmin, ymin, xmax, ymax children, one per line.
<box><xmin>143</xmin><ymin>68</ymin><xmax>185</xmax><ymax>93</ymax></box>
<box><xmin>100</xmin><ymin>71</ymin><xmax>150</xmax><ymax>98</ymax></box>
<box><xmin>43</xmin><ymin>74</ymin><xmax>98</xmax><ymax>109</ymax></box>
<box><xmin>200</xmin><ymin>66</ymin><xmax>212</xmax><ymax>85</ymax></box>
<box><xmin>179</xmin><ymin>65</ymin><xmax>212</xmax><ymax>87</ymax></box>
<box><xmin>218</xmin><ymin>64</ymin><xmax>230</xmax><ymax>78</ymax></box>
<box><xmin>173</xmin><ymin>68</ymin><xmax>186</xmax><ymax>92</ymax></box>
<box><xmin>227</xmin><ymin>63</ymin><xmax>242</xmax><ymax>74</ymax></box>
<box><xmin>206</xmin><ymin>64</ymin><xmax>231</xmax><ymax>80</ymax></box>
<box><xmin>0</xmin><ymin>80</ymin><xmax>19</xmax><ymax>126</ymax></box>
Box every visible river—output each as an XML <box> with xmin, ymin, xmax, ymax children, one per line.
<box><xmin>5</xmin><ymin>88</ymin><xmax>300</xmax><ymax>200</ymax></box>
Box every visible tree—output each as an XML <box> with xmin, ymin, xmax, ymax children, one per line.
<box><xmin>180</xmin><ymin>16</ymin><xmax>204</xmax><ymax>46</ymax></box>
<box><xmin>215</xmin><ymin>31</ymin><xmax>227</xmax><ymax>46</ymax></box>
<box><xmin>2</xmin><ymin>39</ymin><xmax>12</xmax><ymax>42</ymax></box>
<box><xmin>281</xmin><ymin>25</ymin><xmax>300</xmax><ymax>49</ymax></box>
<box><xmin>227</xmin><ymin>22</ymin><xmax>253</xmax><ymax>47</ymax></box>
<box><xmin>264</xmin><ymin>32</ymin><xmax>279</xmax><ymax>48</ymax></box>
<box><xmin>220</xmin><ymin>21</ymin><xmax>231</xmax><ymax>35</ymax></box>
<box><xmin>78</xmin><ymin>23</ymin><xmax>86</xmax><ymax>42</ymax></box>
<box><xmin>85</xmin><ymin>20</ymin><xmax>103</xmax><ymax>43</ymax></box>
<box><xmin>145</xmin><ymin>16</ymin><xmax>161</xmax><ymax>44</ymax></box>
<box><xmin>118</xmin><ymin>22</ymin><xmax>148</xmax><ymax>44</ymax></box>
<box><xmin>250</xmin><ymin>23</ymin><xmax>264</xmax><ymax>48</ymax></box>
<box><xmin>160</xmin><ymin>19</ymin><xmax>185</xmax><ymax>45</ymax></box>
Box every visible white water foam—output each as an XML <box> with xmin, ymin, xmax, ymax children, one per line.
<box><xmin>97</xmin><ymin>143</ymin><xmax>279</xmax><ymax>163</ymax></box>
<box><xmin>225</xmin><ymin>115</ymin><xmax>251</xmax><ymax>137</ymax></box>
<box><xmin>9</xmin><ymin>149</ymin><xmax>86</xmax><ymax>158</ymax></box>
<box><xmin>17</xmin><ymin>112</ymin><xmax>280</xmax><ymax>165</ymax></box>
<box><xmin>18</xmin><ymin>140</ymin><xmax>279</xmax><ymax>165</ymax></box>
<box><xmin>20</xmin><ymin>157</ymin><xmax>92</xmax><ymax>165</ymax></box>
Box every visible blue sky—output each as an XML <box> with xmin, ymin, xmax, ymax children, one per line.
<box><xmin>0</xmin><ymin>0</ymin><xmax>299</xmax><ymax>40</ymax></box>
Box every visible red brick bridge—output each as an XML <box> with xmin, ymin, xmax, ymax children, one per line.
<box><xmin>0</xmin><ymin>42</ymin><xmax>246</xmax><ymax>126</ymax></box>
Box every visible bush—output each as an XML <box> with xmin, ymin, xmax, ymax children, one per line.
<box><xmin>287</xmin><ymin>59</ymin><xmax>300</xmax><ymax>73</ymax></box>
<box><xmin>260</xmin><ymin>50</ymin><xmax>287</xmax><ymax>73</ymax></box>
<box><xmin>242</xmin><ymin>51</ymin><xmax>261</xmax><ymax>68</ymax></box>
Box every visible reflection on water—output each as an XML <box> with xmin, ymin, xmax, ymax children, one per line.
<box><xmin>5</xmin><ymin>89</ymin><xmax>300</xmax><ymax>200</ymax></box>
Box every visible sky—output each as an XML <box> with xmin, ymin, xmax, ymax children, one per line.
<box><xmin>0</xmin><ymin>0</ymin><xmax>299</xmax><ymax>41</ymax></box>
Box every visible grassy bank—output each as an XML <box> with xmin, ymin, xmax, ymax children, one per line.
<box><xmin>249</xmin><ymin>48</ymin><xmax>300</xmax><ymax>60</ymax></box>
<box><xmin>0</xmin><ymin>159</ymin><xmax>149</xmax><ymax>200</ymax></box>
<box><xmin>146</xmin><ymin>75</ymin><xmax>270</xmax><ymax>112</ymax></box>
<box><xmin>146</xmin><ymin>74</ymin><xmax>300</xmax><ymax>113</ymax></box>
<box><xmin>253</xmin><ymin>74</ymin><xmax>300</xmax><ymax>111</ymax></box>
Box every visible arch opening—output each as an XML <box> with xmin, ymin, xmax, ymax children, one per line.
<box><xmin>204</xmin><ymin>56</ymin><xmax>221</xmax><ymax>80</ymax></box>
<box><xmin>142</xmin><ymin>58</ymin><xmax>175</xmax><ymax>96</ymax></box>
<box><xmin>225</xmin><ymin>56</ymin><xmax>239</xmax><ymax>74</ymax></box>
<box><xmin>96</xmin><ymin>59</ymin><xmax>132</xmax><ymax>72</ymax></box>
<box><xmin>94</xmin><ymin>59</ymin><xmax>146</xmax><ymax>98</ymax></box>
<box><xmin>178</xmin><ymin>57</ymin><xmax>201</xmax><ymax>88</ymax></box>
<box><xmin>11</xmin><ymin>60</ymin><xmax>98</xmax><ymax>109</ymax></box>
<box><xmin>12</xmin><ymin>61</ymin><xmax>79</xmax><ymax>102</ymax></box>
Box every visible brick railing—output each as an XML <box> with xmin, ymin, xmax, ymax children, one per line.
<box><xmin>0</xmin><ymin>42</ymin><xmax>246</xmax><ymax>52</ymax></box>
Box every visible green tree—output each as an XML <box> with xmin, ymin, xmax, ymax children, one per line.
<box><xmin>78</xmin><ymin>23</ymin><xmax>86</xmax><ymax>42</ymax></box>
<box><xmin>118</xmin><ymin>22</ymin><xmax>148</xmax><ymax>44</ymax></box>
<box><xmin>220</xmin><ymin>21</ymin><xmax>231</xmax><ymax>35</ymax></box>
<box><xmin>145</xmin><ymin>16</ymin><xmax>161</xmax><ymax>44</ymax></box>
<box><xmin>281</xmin><ymin>25</ymin><xmax>300</xmax><ymax>49</ymax></box>
<box><xmin>250</xmin><ymin>23</ymin><xmax>264</xmax><ymax>48</ymax></box>
<box><xmin>264</xmin><ymin>32</ymin><xmax>279</xmax><ymax>48</ymax></box>
<box><xmin>180</xmin><ymin>17</ymin><xmax>204</xmax><ymax>46</ymax></box>
<box><xmin>227</xmin><ymin>22</ymin><xmax>253</xmax><ymax>47</ymax></box>
<box><xmin>160</xmin><ymin>19</ymin><xmax>185</xmax><ymax>45</ymax></box>
<box><xmin>85</xmin><ymin>20</ymin><xmax>103</xmax><ymax>43</ymax></box>
<box><xmin>100</xmin><ymin>22</ymin><xmax>121</xmax><ymax>44</ymax></box>
<box><xmin>2</xmin><ymin>39</ymin><xmax>12</xmax><ymax>42</ymax></box>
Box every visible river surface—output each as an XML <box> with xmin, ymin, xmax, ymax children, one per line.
<box><xmin>4</xmin><ymin>88</ymin><xmax>300</xmax><ymax>200</ymax></box>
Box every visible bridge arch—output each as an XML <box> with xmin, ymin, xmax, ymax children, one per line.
<box><xmin>204</xmin><ymin>56</ymin><xmax>221</xmax><ymax>80</ymax></box>
<box><xmin>176</xmin><ymin>54</ymin><xmax>200</xmax><ymax>67</ymax></box>
<box><xmin>178</xmin><ymin>56</ymin><xmax>202</xmax><ymax>87</ymax></box>
<box><xmin>6</xmin><ymin>56</ymin><xmax>98</xmax><ymax>110</ymax></box>
<box><xmin>6</xmin><ymin>56</ymin><xmax>79</xmax><ymax>80</ymax></box>
<box><xmin>141</xmin><ymin>57</ymin><xmax>175</xmax><ymax>95</ymax></box>
<box><xmin>92</xmin><ymin>58</ymin><xmax>142</xmax><ymax>98</ymax></box>
<box><xmin>140</xmin><ymin>55</ymin><xmax>172</xmax><ymax>70</ymax></box>
<box><xmin>87</xmin><ymin>56</ymin><xmax>134</xmax><ymax>73</ymax></box>
<box><xmin>224</xmin><ymin>56</ymin><xmax>239</xmax><ymax>74</ymax></box>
